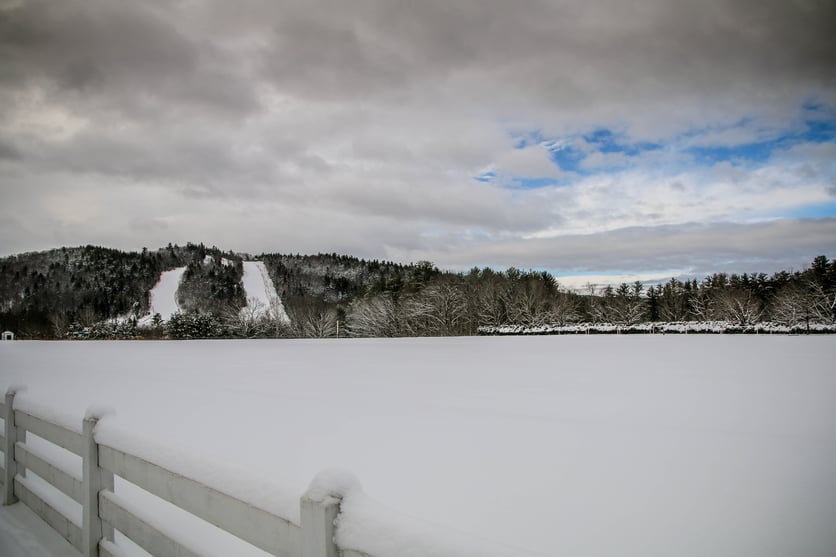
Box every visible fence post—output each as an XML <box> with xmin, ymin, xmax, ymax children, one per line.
<box><xmin>300</xmin><ymin>494</ymin><xmax>341</xmax><ymax>557</ymax></box>
<box><xmin>3</xmin><ymin>389</ymin><xmax>19</xmax><ymax>505</ymax></box>
<box><xmin>83</xmin><ymin>414</ymin><xmax>112</xmax><ymax>557</ymax></box>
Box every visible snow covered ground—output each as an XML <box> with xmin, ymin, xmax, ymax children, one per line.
<box><xmin>1</xmin><ymin>336</ymin><xmax>835</xmax><ymax>557</ymax></box>
<box><xmin>0</xmin><ymin>503</ymin><xmax>80</xmax><ymax>557</ymax></box>
<box><xmin>141</xmin><ymin>266</ymin><xmax>186</xmax><ymax>322</ymax></box>
<box><xmin>240</xmin><ymin>261</ymin><xmax>289</xmax><ymax>323</ymax></box>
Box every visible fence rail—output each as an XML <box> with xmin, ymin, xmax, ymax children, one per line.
<box><xmin>14</xmin><ymin>474</ymin><xmax>84</xmax><ymax>550</ymax></box>
<box><xmin>1</xmin><ymin>388</ymin><xmax>365</xmax><ymax>557</ymax></box>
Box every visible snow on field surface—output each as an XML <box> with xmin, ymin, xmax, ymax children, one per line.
<box><xmin>2</xmin><ymin>337</ymin><xmax>836</xmax><ymax>557</ymax></box>
<box><xmin>0</xmin><ymin>503</ymin><xmax>80</xmax><ymax>557</ymax></box>
<box><xmin>241</xmin><ymin>261</ymin><xmax>289</xmax><ymax>323</ymax></box>
<box><xmin>142</xmin><ymin>266</ymin><xmax>186</xmax><ymax>321</ymax></box>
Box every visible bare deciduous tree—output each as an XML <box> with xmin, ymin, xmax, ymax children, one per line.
<box><xmin>810</xmin><ymin>282</ymin><xmax>836</xmax><ymax>324</ymax></box>
<box><xmin>49</xmin><ymin>311</ymin><xmax>70</xmax><ymax>338</ymax></box>
<box><xmin>770</xmin><ymin>283</ymin><xmax>813</xmax><ymax>330</ymax></box>
<box><xmin>223</xmin><ymin>298</ymin><xmax>274</xmax><ymax>338</ymax></box>
<box><xmin>544</xmin><ymin>292</ymin><xmax>581</xmax><ymax>325</ymax></box>
<box><xmin>402</xmin><ymin>282</ymin><xmax>468</xmax><ymax>336</ymax></box>
<box><xmin>346</xmin><ymin>295</ymin><xmax>401</xmax><ymax>337</ymax></box>
<box><xmin>292</xmin><ymin>305</ymin><xmax>339</xmax><ymax>338</ymax></box>
<box><xmin>713</xmin><ymin>289</ymin><xmax>763</xmax><ymax>325</ymax></box>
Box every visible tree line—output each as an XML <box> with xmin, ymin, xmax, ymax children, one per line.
<box><xmin>2</xmin><ymin>245</ymin><xmax>834</xmax><ymax>338</ymax></box>
<box><xmin>341</xmin><ymin>257</ymin><xmax>835</xmax><ymax>337</ymax></box>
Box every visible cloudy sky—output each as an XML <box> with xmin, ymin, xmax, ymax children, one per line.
<box><xmin>1</xmin><ymin>0</ymin><xmax>835</xmax><ymax>286</ymax></box>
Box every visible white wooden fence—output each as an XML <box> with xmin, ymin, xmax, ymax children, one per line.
<box><xmin>1</xmin><ymin>388</ymin><xmax>374</xmax><ymax>557</ymax></box>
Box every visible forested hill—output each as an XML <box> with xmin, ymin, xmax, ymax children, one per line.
<box><xmin>1</xmin><ymin>244</ymin><xmax>835</xmax><ymax>338</ymax></box>
<box><xmin>0</xmin><ymin>244</ymin><xmax>435</xmax><ymax>337</ymax></box>
<box><xmin>0</xmin><ymin>244</ymin><xmax>219</xmax><ymax>335</ymax></box>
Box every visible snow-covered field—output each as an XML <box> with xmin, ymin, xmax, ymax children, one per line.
<box><xmin>1</xmin><ymin>336</ymin><xmax>835</xmax><ymax>557</ymax></box>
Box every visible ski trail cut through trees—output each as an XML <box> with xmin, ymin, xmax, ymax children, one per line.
<box><xmin>241</xmin><ymin>261</ymin><xmax>290</xmax><ymax>324</ymax></box>
<box><xmin>145</xmin><ymin>266</ymin><xmax>187</xmax><ymax>322</ymax></box>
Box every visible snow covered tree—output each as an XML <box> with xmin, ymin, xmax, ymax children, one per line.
<box><xmin>346</xmin><ymin>295</ymin><xmax>401</xmax><ymax>337</ymax></box>
<box><xmin>222</xmin><ymin>298</ymin><xmax>275</xmax><ymax>338</ymax></box>
<box><xmin>544</xmin><ymin>291</ymin><xmax>581</xmax><ymax>325</ymax></box>
<box><xmin>606</xmin><ymin>282</ymin><xmax>646</xmax><ymax>325</ymax></box>
<box><xmin>401</xmin><ymin>281</ymin><xmax>468</xmax><ymax>336</ymax></box>
<box><xmin>165</xmin><ymin>311</ymin><xmax>225</xmax><ymax>339</ymax></box>
<box><xmin>713</xmin><ymin>289</ymin><xmax>763</xmax><ymax>326</ymax></box>
<box><xmin>770</xmin><ymin>283</ymin><xmax>816</xmax><ymax>331</ymax></box>
<box><xmin>657</xmin><ymin>278</ymin><xmax>691</xmax><ymax>322</ymax></box>
<box><xmin>285</xmin><ymin>298</ymin><xmax>339</xmax><ymax>338</ymax></box>
<box><xmin>810</xmin><ymin>282</ymin><xmax>836</xmax><ymax>324</ymax></box>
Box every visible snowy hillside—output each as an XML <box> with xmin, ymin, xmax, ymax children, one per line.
<box><xmin>138</xmin><ymin>261</ymin><xmax>291</xmax><ymax>327</ymax></box>
<box><xmin>142</xmin><ymin>266</ymin><xmax>186</xmax><ymax>321</ymax></box>
<box><xmin>1</xmin><ymin>336</ymin><xmax>835</xmax><ymax>557</ymax></box>
<box><xmin>241</xmin><ymin>261</ymin><xmax>289</xmax><ymax>324</ymax></box>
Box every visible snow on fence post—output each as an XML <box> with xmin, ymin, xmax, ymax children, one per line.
<box><xmin>300</xmin><ymin>494</ymin><xmax>341</xmax><ymax>557</ymax></box>
<box><xmin>301</xmin><ymin>469</ymin><xmax>360</xmax><ymax>557</ymax></box>
<box><xmin>3</xmin><ymin>389</ymin><xmax>20</xmax><ymax>505</ymax></box>
<box><xmin>82</xmin><ymin>413</ymin><xmax>114</xmax><ymax>557</ymax></box>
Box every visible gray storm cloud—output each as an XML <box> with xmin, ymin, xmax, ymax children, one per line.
<box><xmin>0</xmin><ymin>0</ymin><xmax>834</xmax><ymax>276</ymax></box>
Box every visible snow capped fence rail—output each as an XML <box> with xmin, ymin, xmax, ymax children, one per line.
<box><xmin>1</xmin><ymin>389</ymin><xmax>373</xmax><ymax>557</ymax></box>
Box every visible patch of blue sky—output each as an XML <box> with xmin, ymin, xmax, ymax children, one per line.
<box><xmin>683</xmin><ymin>107</ymin><xmax>836</xmax><ymax>166</ymax></box>
<box><xmin>685</xmin><ymin>141</ymin><xmax>776</xmax><ymax>165</ymax></box>
<box><xmin>800</xmin><ymin>118</ymin><xmax>836</xmax><ymax>143</ymax></box>
<box><xmin>472</xmin><ymin>173</ymin><xmax>564</xmax><ymax>189</ymax></box>
<box><xmin>473</xmin><ymin>171</ymin><xmax>496</xmax><ymax>183</ymax></box>
<box><xmin>582</xmin><ymin>129</ymin><xmax>662</xmax><ymax>155</ymax></box>
<box><xmin>512</xmin><ymin>177</ymin><xmax>562</xmax><ymax>189</ymax></box>
<box><xmin>684</xmin><ymin>131</ymin><xmax>832</xmax><ymax>166</ymax></box>
<box><xmin>488</xmin><ymin>104</ymin><xmax>835</xmax><ymax>187</ymax></box>
<box><xmin>535</xmin><ymin>127</ymin><xmax>662</xmax><ymax>173</ymax></box>
<box><xmin>547</xmin><ymin>144</ymin><xmax>588</xmax><ymax>174</ymax></box>
<box><xmin>781</xmin><ymin>201</ymin><xmax>836</xmax><ymax>219</ymax></box>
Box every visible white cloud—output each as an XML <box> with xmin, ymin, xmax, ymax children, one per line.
<box><xmin>4</xmin><ymin>87</ymin><xmax>89</xmax><ymax>141</ymax></box>
<box><xmin>0</xmin><ymin>0</ymin><xmax>834</xmax><ymax>275</ymax></box>
<box><xmin>578</xmin><ymin>151</ymin><xmax>632</xmax><ymax>171</ymax></box>
<box><xmin>682</xmin><ymin>126</ymin><xmax>773</xmax><ymax>149</ymax></box>
<box><xmin>519</xmin><ymin>153</ymin><xmax>836</xmax><ymax>243</ymax></box>
<box><xmin>493</xmin><ymin>144</ymin><xmax>563</xmax><ymax>179</ymax></box>
<box><xmin>386</xmin><ymin>219</ymin><xmax>836</xmax><ymax>279</ymax></box>
<box><xmin>558</xmin><ymin>271</ymin><xmax>688</xmax><ymax>291</ymax></box>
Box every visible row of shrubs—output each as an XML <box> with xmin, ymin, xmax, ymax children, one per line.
<box><xmin>68</xmin><ymin>312</ymin><xmax>278</xmax><ymax>340</ymax></box>
<box><xmin>478</xmin><ymin>321</ymin><xmax>836</xmax><ymax>335</ymax></box>
<box><xmin>66</xmin><ymin>317</ymin><xmax>836</xmax><ymax>340</ymax></box>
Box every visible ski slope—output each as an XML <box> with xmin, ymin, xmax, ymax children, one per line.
<box><xmin>143</xmin><ymin>266</ymin><xmax>186</xmax><ymax>321</ymax></box>
<box><xmin>240</xmin><ymin>261</ymin><xmax>289</xmax><ymax>323</ymax></box>
<box><xmin>2</xmin><ymin>336</ymin><xmax>835</xmax><ymax>557</ymax></box>
<box><xmin>138</xmin><ymin>261</ymin><xmax>289</xmax><ymax>325</ymax></box>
